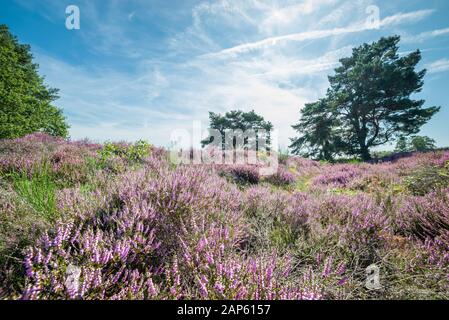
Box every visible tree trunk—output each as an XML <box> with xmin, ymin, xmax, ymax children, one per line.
<box><xmin>360</xmin><ymin>146</ymin><xmax>371</xmax><ymax>161</ymax></box>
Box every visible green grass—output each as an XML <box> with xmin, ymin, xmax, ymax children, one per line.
<box><xmin>294</xmin><ymin>175</ymin><xmax>313</xmax><ymax>192</ymax></box>
<box><xmin>10</xmin><ymin>163</ymin><xmax>58</xmax><ymax>221</ymax></box>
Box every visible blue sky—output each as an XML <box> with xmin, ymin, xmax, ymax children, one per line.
<box><xmin>1</xmin><ymin>0</ymin><xmax>449</xmax><ymax>149</ymax></box>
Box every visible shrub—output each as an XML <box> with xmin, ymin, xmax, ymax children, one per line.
<box><xmin>19</xmin><ymin>165</ymin><xmax>246</xmax><ymax>299</ymax></box>
<box><xmin>98</xmin><ymin>140</ymin><xmax>152</xmax><ymax>166</ymax></box>
<box><xmin>266</xmin><ymin>168</ymin><xmax>296</xmax><ymax>186</ymax></box>
<box><xmin>219</xmin><ymin>165</ymin><xmax>260</xmax><ymax>185</ymax></box>
<box><xmin>0</xmin><ymin>133</ymin><xmax>100</xmax><ymax>186</ymax></box>
<box><xmin>0</xmin><ymin>184</ymin><xmax>49</xmax><ymax>298</ymax></box>
<box><xmin>396</xmin><ymin>190</ymin><xmax>449</xmax><ymax>240</ymax></box>
<box><xmin>307</xmin><ymin>194</ymin><xmax>391</xmax><ymax>264</ymax></box>
<box><xmin>404</xmin><ymin>164</ymin><xmax>449</xmax><ymax>196</ymax></box>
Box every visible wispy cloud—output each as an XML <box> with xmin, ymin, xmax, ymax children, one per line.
<box><xmin>426</xmin><ymin>58</ymin><xmax>449</xmax><ymax>74</ymax></box>
<box><xmin>403</xmin><ymin>27</ymin><xmax>449</xmax><ymax>43</ymax></box>
<box><xmin>202</xmin><ymin>9</ymin><xmax>435</xmax><ymax>58</ymax></box>
<box><xmin>259</xmin><ymin>0</ymin><xmax>338</xmax><ymax>34</ymax></box>
<box><xmin>379</xmin><ymin>9</ymin><xmax>434</xmax><ymax>27</ymax></box>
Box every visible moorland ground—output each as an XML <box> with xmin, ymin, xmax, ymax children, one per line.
<box><xmin>0</xmin><ymin>133</ymin><xmax>448</xmax><ymax>299</ymax></box>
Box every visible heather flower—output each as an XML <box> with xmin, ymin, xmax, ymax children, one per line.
<box><xmin>265</xmin><ymin>168</ymin><xmax>296</xmax><ymax>186</ymax></box>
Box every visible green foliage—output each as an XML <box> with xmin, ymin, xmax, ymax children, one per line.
<box><xmin>277</xmin><ymin>149</ymin><xmax>290</xmax><ymax>165</ymax></box>
<box><xmin>395</xmin><ymin>136</ymin><xmax>409</xmax><ymax>153</ymax></box>
<box><xmin>395</xmin><ymin>135</ymin><xmax>437</xmax><ymax>152</ymax></box>
<box><xmin>0</xmin><ymin>25</ymin><xmax>69</xmax><ymax>139</ymax></box>
<box><xmin>98</xmin><ymin>140</ymin><xmax>152</xmax><ymax>166</ymax></box>
<box><xmin>290</xmin><ymin>99</ymin><xmax>344</xmax><ymax>161</ymax></box>
<box><xmin>290</xmin><ymin>36</ymin><xmax>440</xmax><ymax>161</ymax></box>
<box><xmin>410</xmin><ymin>135</ymin><xmax>437</xmax><ymax>152</ymax></box>
<box><xmin>404</xmin><ymin>163</ymin><xmax>449</xmax><ymax>195</ymax></box>
<box><xmin>201</xmin><ymin>110</ymin><xmax>273</xmax><ymax>150</ymax></box>
<box><xmin>370</xmin><ymin>150</ymin><xmax>395</xmax><ymax>159</ymax></box>
<box><xmin>127</xmin><ymin>140</ymin><xmax>152</xmax><ymax>162</ymax></box>
<box><xmin>10</xmin><ymin>163</ymin><xmax>58</xmax><ymax>221</ymax></box>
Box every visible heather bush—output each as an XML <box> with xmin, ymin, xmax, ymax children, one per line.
<box><xmin>218</xmin><ymin>164</ymin><xmax>260</xmax><ymax>185</ymax></box>
<box><xmin>306</xmin><ymin>194</ymin><xmax>391</xmax><ymax>266</ymax></box>
<box><xmin>0</xmin><ymin>133</ymin><xmax>100</xmax><ymax>179</ymax></box>
<box><xmin>403</xmin><ymin>164</ymin><xmax>449</xmax><ymax>195</ymax></box>
<box><xmin>396</xmin><ymin>190</ymin><xmax>449</xmax><ymax>240</ymax></box>
<box><xmin>311</xmin><ymin>164</ymin><xmax>364</xmax><ymax>189</ymax></box>
<box><xmin>0</xmin><ymin>184</ymin><xmax>49</xmax><ymax>298</ymax></box>
<box><xmin>391</xmin><ymin>191</ymin><xmax>449</xmax><ymax>292</ymax></box>
<box><xmin>265</xmin><ymin>168</ymin><xmax>296</xmax><ymax>187</ymax></box>
<box><xmin>285</xmin><ymin>156</ymin><xmax>322</xmax><ymax>177</ymax></box>
<box><xmin>49</xmin><ymin>144</ymin><xmax>98</xmax><ymax>186</ymax></box>
<box><xmin>420</xmin><ymin>232</ymin><xmax>449</xmax><ymax>270</ymax></box>
<box><xmin>21</xmin><ymin>212</ymin><xmax>161</xmax><ymax>299</ymax></box>
<box><xmin>242</xmin><ymin>186</ymin><xmax>312</xmax><ymax>252</ymax></box>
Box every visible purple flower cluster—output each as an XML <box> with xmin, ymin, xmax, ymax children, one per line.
<box><xmin>0</xmin><ymin>133</ymin><xmax>100</xmax><ymax>181</ymax></box>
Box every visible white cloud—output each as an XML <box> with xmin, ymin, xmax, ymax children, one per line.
<box><xmin>202</xmin><ymin>9</ymin><xmax>435</xmax><ymax>58</ymax></box>
<box><xmin>259</xmin><ymin>0</ymin><xmax>339</xmax><ymax>34</ymax></box>
<box><xmin>426</xmin><ymin>59</ymin><xmax>449</xmax><ymax>74</ymax></box>
<box><xmin>202</xmin><ymin>25</ymin><xmax>362</xmax><ymax>58</ymax></box>
<box><xmin>403</xmin><ymin>27</ymin><xmax>449</xmax><ymax>43</ymax></box>
<box><xmin>379</xmin><ymin>9</ymin><xmax>434</xmax><ymax>27</ymax></box>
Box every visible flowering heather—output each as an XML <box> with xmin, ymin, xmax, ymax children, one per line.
<box><xmin>396</xmin><ymin>190</ymin><xmax>449</xmax><ymax>240</ymax></box>
<box><xmin>0</xmin><ymin>133</ymin><xmax>100</xmax><ymax>183</ymax></box>
<box><xmin>265</xmin><ymin>168</ymin><xmax>296</xmax><ymax>186</ymax></box>
<box><xmin>218</xmin><ymin>164</ymin><xmax>260</xmax><ymax>184</ymax></box>
<box><xmin>307</xmin><ymin>194</ymin><xmax>391</xmax><ymax>257</ymax></box>
<box><xmin>1</xmin><ymin>134</ymin><xmax>449</xmax><ymax>299</ymax></box>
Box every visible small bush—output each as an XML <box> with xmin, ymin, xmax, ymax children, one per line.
<box><xmin>266</xmin><ymin>168</ymin><xmax>296</xmax><ymax>186</ymax></box>
<box><xmin>98</xmin><ymin>140</ymin><xmax>152</xmax><ymax>167</ymax></box>
<box><xmin>404</xmin><ymin>164</ymin><xmax>449</xmax><ymax>196</ymax></box>
<box><xmin>0</xmin><ymin>183</ymin><xmax>50</xmax><ymax>298</ymax></box>
<box><xmin>219</xmin><ymin>165</ymin><xmax>260</xmax><ymax>185</ymax></box>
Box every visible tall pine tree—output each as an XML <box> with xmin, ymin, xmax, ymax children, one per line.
<box><xmin>290</xmin><ymin>36</ymin><xmax>440</xmax><ymax>161</ymax></box>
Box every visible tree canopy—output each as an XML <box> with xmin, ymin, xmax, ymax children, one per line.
<box><xmin>0</xmin><ymin>24</ymin><xmax>69</xmax><ymax>139</ymax></box>
<box><xmin>290</xmin><ymin>36</ymin><xmax>440</xmax><ymax>161</ymax></box>
<box><xmin>201</xmin><ymin>110</ymin><xmax>273</xmax><ymax>151</ymax></box>
<box><xmin>395</xmin><ymin>135</ymin><xmax>437</xmax><ymax>152</ymax></box>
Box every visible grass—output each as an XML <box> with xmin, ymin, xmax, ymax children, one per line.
<box><xmin>294</xmin><ymin>175</ymin><xmax>313</xmax><ymax>192</ymax></box>
<box><xmin>9</xmin><ymin>162</ymin><xmax>58</xmax><ymax>222</ymax></box>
